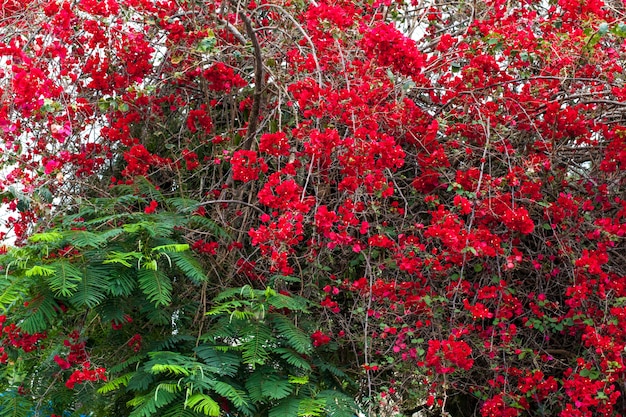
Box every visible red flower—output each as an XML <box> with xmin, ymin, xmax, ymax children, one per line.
<box><xmin>144</xmin><ymin>200</ymin><xmax>158</xmax><ymax>214</ymax></box>
<box><xmin>311</xmin><ymin>330</ymin><xmax>331</xmax><ymax>347</ymax></box>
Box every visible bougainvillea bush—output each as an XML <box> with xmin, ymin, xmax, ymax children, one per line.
<box><xmin>1</xmin><ymin>0</ymin><xmax>626</xmax><ymax>415</ymax></box>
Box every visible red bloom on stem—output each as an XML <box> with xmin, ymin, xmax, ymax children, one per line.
<box><xmin>311</xmin><ymin>330</ymin><xmax>331</xmax><ymax>347</ymax></box>
<box><xmin>144</xmin><ymin>200</ymin><xmax>158</xmax><ymax>214</ymax></box>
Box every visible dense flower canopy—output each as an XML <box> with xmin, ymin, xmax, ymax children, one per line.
<box><xmin>1</xmin><ymin>0</ymin><xmax>626</xmax><ymax>416</ymax></box>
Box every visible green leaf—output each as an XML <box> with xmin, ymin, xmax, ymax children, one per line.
<box><xmin>97</xmin><ymin>373</ymin><xmax>132</xmax><ymax>394</ymax></box>
<box><xmin>69</xmin><ymin>265</ymin><xmax>109</xmax><ymax>308</ymax></box>
<box><xmin>184</xmin><ymin>393</ymin><xmax>220</xmax><ymax>416</ymax></box>
<box><xmin>0</xmin><ymin>274</ymin><xmax>27</xmax><ymax>311</ymax></box>
<box><xmin>270</xmin><ymin>314</ymin><xmax>312</xmax><ymax>354</ymax></box>
<box><xmin>150</xmin><ymin>363</ymin><xmax>191</xmax><ymax>376</ymax></box>
<box><xmin>246</xmin><ymin>372</ymin><xmax>293</xmax><ymax>401</ymax></box>
<box><xmin>275</xmin><ymin>347</ymin><xmax>312</xmax><ymax>371</ymax></box>
<box><xmin>298</xmin><ymin>398</ymin><xmax>326</xmax><ymax>416</ymax></box>
<box><xmin>128</xmin><ymin>388</ymin><xmax>179</xmax><ymax>417</ymax></box>
<box><xmin>268</xmin><ymin>398</ymin><xmax>300</xmax><ymax>417</ymax></box>
<box><xmin>138</xmin><ymin>268</ymin><xmax>172</xmax><ymax>307</ymax></box>
<box><xmin>241</xmin><ymin>321</ymin><xmax>273</xmax><ymax>368</ymax></box>
<box><xmin>24</xmin><ymin>265</ymin><xmax>55</xmax><ymax>277</ymax></box>
<box><xmin>169</xmin><ymin>251</ymin><xmax>207</xmax><ymax>283</ymax></box>
<box><xmin>49</xmin><ymin>261</ymin><xmax>83</xmax><ymax>297</ymax></box>
<box><xmin>152</xmin><ymin>243</ymin><xmax>189</xmax><ymax>253</ymax></box>
<box><xmin>103</xmin><ymin>251</ymin><xmax>144</xmax><ymax>267</ymax></box>
<box><xmin>210</xmin><ymin>381</ymin><xmax>249</xmax><ymax>408</ymax></box>
<box><xmin>194</xmin><ymin>345</ymin><xmax>240</xmax><ymax>377</ymax></box>
<box><xmin>28</xmin><ymin>232</ymin><xmax>63</xmax><ymax>243</ymax></box>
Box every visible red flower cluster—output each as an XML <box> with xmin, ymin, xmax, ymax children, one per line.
<box><xmin>311</xmin><ymin>330</ymin><xmax>331</xmax><ymax>347</ymax></box>
<box><xmin>424</xmin><ymin>338</ymin><xmax>474</xmax><ymax>374</ymax></box>
<box><xmin>65</xmin><ymin>363</ymin><xmax>107</xmax><ymax>389</ymax></box>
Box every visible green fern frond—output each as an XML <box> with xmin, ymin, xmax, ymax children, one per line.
<box><xmin>0</xmin><ymin>388</ymin><xmax>34</xmax><ymax>417</ymax></box>
<box><xmin>161</xmin><ymin>405</ymin><xmax>203</xmax><ymax>417</ymax></box>
<box><xmin>138</xmin><ymin>268</ymin><xmax>172</xmax><ymax>307</ymax></box>
<box><xmin>20</xmin><ymin>292</ymin><xmax>58</xmax><ymax>333</ymax></box>
<box><xmin>268</xmin><ymin>397</ymin><xmax>300</xmax><ymax>417</ymax></box>
<box><xmin>288</xmin><ymin>375</ymin><xmax>309</xmax><ymax>385</ymax></box>
<box><xmin>318</xmin><ymin>390</ymin><xmax>360</xmax><ymax>417</ymax></box>
<box><xmin>298</xmin><ymin>398</ymin><xmax>326</xmax><ymax>417</ymax></box>
<box><xmin>150</xmin><ymin>363</ymin><xmax>191</xmax><ymax>376</ymax></box>
<box><xmin>184</xmin><ymin>393</ymin><xmax>220</xmax><ymax>416</ymax></box>
<box><xmin>127</xmin><ymin>369</ymin><xmax>156</xmax><ymax>392</ymax></box>
<box><xmin>206</xmin><ymin>299</ymin><xmax>248</xmax><ymax>316</ymax></box>
<box><xmin>103</xmin><ymin>251</ymin><xmax>144</xmax><ymax>267</ymax></box>
<box><xmin>24</xmin><ymin>265</ymin><xmax>55</xmax><ymax>277</ymax></box>
<box><xmin>274</xmin><ymin>347</ymin><xmax>312</xmax><ymax>371</ymax></box>
<box><xmin>28</xmin><ymin>231</ymin><xmax>64</xmax><ymax>243</ymax></box>
<box><xmin>97</xmin><ymin>373</ymin><xmax>133</xmax><ymax>394</ymax></box>
<box><xmin>270</xmin><ymin>314</ymin><xmax>313</xmax><ymax>354</ymax></box>
<box><xmin>156</xmin><ymin>382</ymin><xmax>183</xmax><ymax>394</ymax></box>
<box><xmin>185</xmin><ymin>215</ymin><xmax>229</xmax><ymax>239</ymax></box>
<box><xmin>49</xmin><ymin>261</ymin><xmax>83</xmax><ymax>297</ymax></box>
<box><xmin>152</xmin><ymin>243</ymin><xmax>189</xmax><ymax>253</ymax></box>
<box><xmin>128</xmin><ymin>388</ymin><xmax>179</xmax><ymax>417</ymax></box>
<box><xmin>0</xmin><ymin>274</ymin><xmax>27</xmax><ymax>311</ymax></box>
<box><xmin>105</xmin><ymin>269</ymin><xmax>136</xmax><ymax>296</ymax></box>
<box><xmin>246</xmin><ymin>371</ymin><xmax>293</xmax><ymax>402</ymax></box>
<box><xmin>267</xmin><ymin>293</ymin><xmax>310</xmax><ymax>312</ymax></box>
<box><xmin>213</xmin><ymin>285</ymin><xmax>261</xmax><ymax>302</ymax></box>
<box><xmin>241</xmin><ymin>321</ymin><xmax>273</xmax><ymax>368</ymax></box>
<box><xmin>152</xmin><ymin>334</ymin><xmax>196</xmax><ymax>351</ymax></box>
<box><xmin>109</xmin><ymin>354</ymin><xmax>145</xmax><ymax>374</ymax></box>
<box><xmin>69</xmin><ymin>266</ymin><xmax>109</xmax><ymax>308</ymax></box>
<box><xmin>210</xmin><ymin>380</ymin><xmax>249</xmax><ymax>408</ymax></box>
<box><xmin>169</xmin><ymin>251</ymin><xmax>207</xmax><ymax>283</ymax></box>
<box><xmin>194</xmin><ymin>345</ymin><xmax>240</xmax><ymax>377</ymax></box>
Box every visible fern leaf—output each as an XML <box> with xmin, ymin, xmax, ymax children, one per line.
<box><xmin>128</xmin><ymin>389</ymin><xmax>178</xmax><ymax>417</ymax></box>
<box><xmin>168</xmin><ymin>197</ymin><xmax>200</xmax><ymax>210</ymax></box>
<box><xmin>127</xmin><ymin>369</ymin><xmax>155</xmax><ymax>392</ymax></box>
<box><xmin>20</xmin><ymin>292</ymin><xmax>58</xmax><ymax>333</ymax></box>
<box><xmin>246</xmin><ymin>372</ymin><xmax>293</xmax><ymax>402</ymax></box>
<box><xmin>267</xmin><ymin>293</ymin><xmax>309</xmax><ymax>313</ymax></box>
<box><xmin>169</xmin><ymin>251</ymin><xmax>207</xmax><ymax>283</ymax></box>
<box><xmin>103</xmin><ymin>251</ymin><xmax>143</xmax><ymax>267</ymax></box>
<box><xmin>105</xmin><ymin>268</ymin><xmax>136</xmax><ymax>296</ymax></box>
<box><xmin>0</xmin><ymin>388</ymin><xmax>34</xmax><ymax>417</ymax></box>
<box><xmin>210</xmin><ymin>380</ymin><xmax>249</xmax><ymax>408</ymax></box>
<box><xmin>152</xmin><ymin>243</ymin><xmax>189</xmax><ymax>253</ymax></box>
<box><xmin>318</xmin><ymin>390</ymin><xmax>360</xmax><ymax>417</ymax></box>
<box><xmin>28</xmin><ymin>231</ymin><xmax>63</xmax><ymax>243</ymax></box>
<box><xmin>109</xmin><ymin>354</ymin><xmax>145</xmax><ymax>374</ymax></box>
<box><xmin>268</xmin><ymin>397</ymin><xmax>300</xmax><ymax>417</ymax></box>
<box><xmin>298</xmin><ymin>398</ymin><xmax>326</xmax><ymax>417</ymax></box>
<box><xmin>150</xmin><ymin>364</ymin><xmax>191</xmax><ymax>376</ymax></box>
<box><xmin>194</xmin><ymin>345</ymin><xmax>240</xmax><ymax>377</ymax></box>
<box><xmin>241</xmin><ymin>321</ymin><xmax>273</xmax><ymax>368</ymax></box>
<box><xmin>138</xmin><ymin>268</ymin><xmax>172</xmax><ymax>307</ymax></box>
<box><xmin>49</xmin><ymin>261</ymin><xmax>82</xmax><ymax>297</ymax></box>
<box><xmin>161</xmin><ymin>405</ymin><xmax>203</xmax><ymax>417</ymax></box>
<box><xmin>184</xmin><ymin>393</ymin><xmax>220</xmax><ymax>416</ymax></box>
<box><xmin>97</xmin><ymin>373</ymin><xmax>132</xmax><ymax>394</ymax></box>
<box><xmin>186</xmin><ymin>215</ymin><xmax>229</xmax><ymax>239</ymax></box>
<box><xmin>274</xmin><ymin>347</ymin><xmax>312</xmax><ymax>371</ymax></box>
<box><xmin>69</xmin><ymin>265</ymin><xmax>108</xmax><ymax>308</ymax></box>
<box><xmin>0</xmin><ymin>274</ymin><xmax>26</xmax><ymax>311</ymax></box>
<box><xmin>270</xmin><ymin>314</ymin><xmax>312</xmax><ymax>354</ymax></box>
<box><xmin>24</xmin><ymin>265</ymin><xmax>55</xmax><ymax>277</ymax></box>
<box><xmin>156</xmin><ymin>382</ymin><xmax>183</xmax><ymax>394</ymax></box>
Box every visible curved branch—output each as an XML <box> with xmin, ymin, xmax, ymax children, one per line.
<box><xmin>240</xmin><ymin>11</ymin><xmax>264</xmax><ymax>151</ymax></box>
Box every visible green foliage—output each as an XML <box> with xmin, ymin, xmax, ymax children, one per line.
<box><xmin>0</xmin><ymin>182</ymin><xmax>358</xmax><ymax>416</ymax></box>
